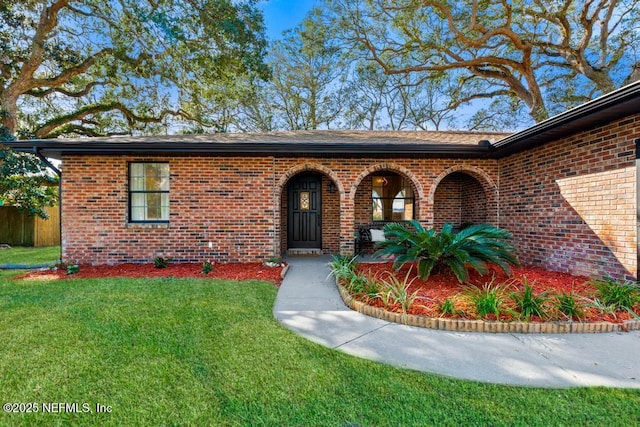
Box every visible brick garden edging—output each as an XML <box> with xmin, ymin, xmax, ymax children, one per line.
<box><xmin>336</xmin><ymin>283</ymin><xmax>640</xmax><ymax>334</ymax></box>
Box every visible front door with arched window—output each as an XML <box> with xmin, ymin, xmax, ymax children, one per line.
<box><xmin>288</xmin><ymin>174</ymin><xmax>322</xmax><ymax>249</ymax></box>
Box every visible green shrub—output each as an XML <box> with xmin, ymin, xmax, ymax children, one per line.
<box><xmin>202</xmin><ymin>261</ymin><xmax>213</xmax><ymax>274</ymax></box>
<box><xmin>154</xmin><ymin>256</ymin><xmax>169</xmax><ymax>269</ymax></box>
<box><xmin>592</xmin><ymin>278</ymin><xmax>639</xmax><ymax>311</ymax></box>
<box><xmin>462</xmin><ymin>279</ymin><xmax>509</xmax><ymax>319</ymax></box>
<box><xmin>378</xmin><ymin>268</ymin><xmax>419</xmax><ymax>316</ymax></box>
<box><xmin>511</xmin><ymin>279</ymin><xmax>549</xmax><ymax>321</ymax></box>
<box><xmin>66</xmin><ymin>264</ymin><xmax>80</xmax><ymax>275</ymax></box>
<box><xmin>554</xmin><ymin>292</ymin><xmax>585</xmax><ymax>320</ymax></box>
<box><xmin>374</xmin><ymin>221</ymin><xmax>519</xmax><ymax>282</ymax></box>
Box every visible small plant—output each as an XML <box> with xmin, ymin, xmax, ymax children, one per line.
<box><xmin>345</xmin><ymin>274</ymin><xmax>366</xmax><ymax>293</ymax></box>
<box><xmin>439</xmin><ymin>298</ymin><xmax>457</xmax><ymax>316</ymax></box>
<box><xmin>555</xmin><ymin>291</ymin><xmax>585</xmax><ymax>320</ymax></box>
<box><xmin>202</xmin><ymin>261</ymin><xmax>213</xmax><ymax>275</ymax></box>
<box><xmin>154</xmin><ymin>256</ymin><xmax>169</xmax><ymax>269</ymax></box>
<box><xmin>378</xmin><ymin>268</ymin><xmax>419</xmax><ymax>316</ymax></box>
<box><xmin>362</xmin><ymin>276</ymin><xmax>382</xmax><ymax>300</ymax></box>
<box><xmin>345</xmin><ymin>273</ymin><xmax>374</xmax><ymax>295</ymax></box>
<box><xmin>66</xmin><ymin>264</ymin><xmax>80</xmax><ymax>275</ymax></box>
<box><xmin>328</xmin><ymin>254</ymin><xmax>358</xmax><ymax>281</ymax></box>
<box><xmin>511</xmin><ymin>279</ymin><xmax>549</xmax><ymax>321</ymax></box>
<box><xmin>592</xmin><ymin>278</ymin><xmax>639</xmax><ymax>311</ymax></box>
<box><xmin>588</xmin><ymin>297</ymin><xmax>619</xmax><ymax>320</ymax></box>
<box><xmin>461</xmin><ymin>278</ymin><xmax>509</xmax><ymax>319</ymax></box>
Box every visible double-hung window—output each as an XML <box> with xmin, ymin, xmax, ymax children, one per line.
<box><xmin>129</xmin><ymin>163</ymin><xmax>170</xmax><ymax>222</ymax></box>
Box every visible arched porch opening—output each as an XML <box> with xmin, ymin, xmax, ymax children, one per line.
<box><xmin>353</xmin><ymin>169</ymin><xmax>420</xmax><ymax>253</ymax></box>
<box><xmin>433</xmin><ymin>171</ymin><xmax>490</xmax><ymax>230</ymax></box>
<box><xmin>278</xmin><ymin>169</ymin><xmax>341</xmax><ymax>255</ymax></box>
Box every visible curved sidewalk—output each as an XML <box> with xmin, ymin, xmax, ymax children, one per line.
<box><xmin>273</xmin><ymin>256</ymin><xmax>640</xmax><ymax>388</ymax></box>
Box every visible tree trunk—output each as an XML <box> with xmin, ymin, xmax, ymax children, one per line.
<box><xmin>0</xmin><ymin>94</ymin><xmax>19</xmax><ymax>135</ymax></box>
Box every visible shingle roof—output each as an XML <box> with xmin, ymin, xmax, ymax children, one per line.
<box><xmin>5</xmin><ymin>130</ymin><xmax>510</xmax><ymax>159</ymax></box>
<box><xmin>18</xmin><ymin>129</ymin><xmax>510</xmax><ymax>146</ymax></box>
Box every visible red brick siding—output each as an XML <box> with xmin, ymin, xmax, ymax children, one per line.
<box><xmin>279</xmin><ymin>187</ymin><xmax>287</xmax><ymax>256</ymax></box>
<box><xmin>61</xmin><ymin>139</ymin><xmax>637</xmax><ymax>280</ymax></box>
<box><xmin>62</xmin><ymin>156</ymin><xmax>277</xmax><ymax>264</ymax></box>
<box><xmin>498</xmin><ymin>114</ymin><xmax>639</xmax><ymax>280</ymax></box>
<box><xmin>321</xmin><ymin>175</ymin><xmax>341</xmax><ymax>254</ymax></box>
<box><xmin>61</xmin><ymin>156</ymin><xmax>500</xmax><ymax>264</ymax></box>
<box><xmin>433</xmin><ymin>175</ymin><xmax>462</xmax><ymax>229</ymax></box>
<box><xmin>354</xmin><ymin>176</ymin><xmax>373</xmax><ymax>227</ymax></box>
<box><xmin>461</xmin><ymin>176</ymin><xmax>487</xmax><ymax>225</ymax></box>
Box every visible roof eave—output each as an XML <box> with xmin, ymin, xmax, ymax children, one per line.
<box><xmin>4</xmin><ymin>141</ymin><xmax>492</xmax><ymax>159</ymax></box>
<box><xmin>492</xmin><ymin>80</ymin><xmax>640</xmax><ymax>158</ymax></box>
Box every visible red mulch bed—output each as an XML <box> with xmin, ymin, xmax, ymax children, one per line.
<box><xmin>353</xmin><ymin>262</ymin><xmax>639</xmax><ymax>324</ymax></box>
<box><xmin>18</xmin><ymin>262</ymin><xmax>285</xmax><ymax>285</ymax></box>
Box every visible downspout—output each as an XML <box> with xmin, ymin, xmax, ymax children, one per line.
<box><xmin>34</xmin><ymin>147</ymin><xmax>62</xmax><ymax>263</ymax></box>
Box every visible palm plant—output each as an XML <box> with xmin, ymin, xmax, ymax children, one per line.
<box><xmin>374</xmin><ymin>221</ymin><xmax>519</xmax><ymax>282</ymax></box>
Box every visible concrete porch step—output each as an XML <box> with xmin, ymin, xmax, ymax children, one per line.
<box><xmin>287</xmin><ymin>248</ymin><xmax>322</xmax><ymax>256</ymax></box>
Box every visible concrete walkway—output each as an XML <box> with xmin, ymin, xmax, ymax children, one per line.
<box><xmin>273</xmin><ymin>256</ymin><xmax>640</xmax><ymax>388</ymax></box>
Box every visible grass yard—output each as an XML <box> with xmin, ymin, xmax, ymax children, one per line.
<box><xmin>0</xmin><ymin>273</ymin><xmax>639</xmax><ymax>426</ymax></box>
<box><xmin>0</xmin><ymin>246</ymin><xmax>60</xmax><ymax>266</ymax></box>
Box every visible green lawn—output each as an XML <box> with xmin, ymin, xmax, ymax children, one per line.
<box><xmin>0</xmin><ymin>274</ymin><xmax>638</xmax><ymax>426</ymax></box>
<box><xmin>0</xmin><ymin>246</ymin><xmax>60</xmax><ymax>265</ymax></box>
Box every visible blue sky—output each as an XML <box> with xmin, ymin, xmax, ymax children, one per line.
<box><xmin>258</xmin><ymin>0</ymin><xmax>318</xmax><ymax>40</ymax></box>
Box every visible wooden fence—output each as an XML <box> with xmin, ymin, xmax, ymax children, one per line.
<box><xmin>0</xmin><ymin>206</ymin><xmax>60</xmax><ymax>247</ymax></box>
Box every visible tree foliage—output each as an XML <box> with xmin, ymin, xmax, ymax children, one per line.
<box><xmin>265</xmin><ymin>8</ymin><xmax>347</xmax><ymax>130</ymax></box>
<box><xmin>328</xmin><ymin>0</ymin><xmax>640</xmax><ymax>124</ymax></box>
<box><xmin>0</xmin><ymin>131</ymin><xmax>57</xmax><ymax>218</ymax></box>
<box><xmin>0</xmin><ymin>0</ymin><xmax>269</xmax><ymax>138</ymax></box>
<box><xmin>342</xmin><ymin>62</ymin><xmax>461</xmax><ymax>130</ymax></box>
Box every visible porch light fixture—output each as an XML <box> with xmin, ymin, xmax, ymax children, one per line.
<box><xmin>373</xmin><ymin>176</ymin><xmax>388</xmax><ymax>186</ymax></box>
<box><xmin>327</xmin><ymin>181</ymin><xmax>337</xmax><ymax>193</ymax></box>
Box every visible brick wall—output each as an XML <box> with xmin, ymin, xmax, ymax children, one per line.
<box><xmin>433</xmin><ymin>174</ymin><xmax>463</xmax><ymax>229</ymax></box>
<box><xmin>61</xmin><ymin>130</ymin><xmax>638</xmax><ymax>280</ymax></box>
<box><xmin>354</xmin><ymin>176</ymin><xmax>372</xmax><ymax>227</ymax></box>
<box><xmin>498</xmin><ymin>114</ymin><xmax>639</xmax><ymax>280</ymax></box>
<box><xmin>62</xmin><ymin>155</ymin><xmax>500</xmax><ymax>264</ymax></box>
<box><xmin>461</xmin><ymin>176</ymin><xmax>488</xmax><ymax>226</ymax></box>
<box><xmin>321</xmin><ymin>175</ymin><xmax>341</xmax><ymax>253</ymax></box>
<box><xmin>62</xmin><ymin>156</ymin><xmax>277</xmax><ymax>264</ymax></box>
<box><xmin>279</xmin><ymin>186</ymin><xmax>287</xmax><ymax>256</ymax></box>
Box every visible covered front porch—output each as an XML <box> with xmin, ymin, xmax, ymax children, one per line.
<box><xmin>277</xmin><ymin>162</ymin><xmax>498</xmax><ymax>256</ymax></box>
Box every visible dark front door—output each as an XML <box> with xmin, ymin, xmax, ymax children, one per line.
<box><xmin>288</xmin><ymin>174</ymin><xmax>322</xmax><ymax>249</ymax></box>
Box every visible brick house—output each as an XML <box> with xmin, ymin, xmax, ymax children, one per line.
<box><xmin>7</xmin><ymin>81</ymin><xmax>640</xmax><ymax>280</ymax></box>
